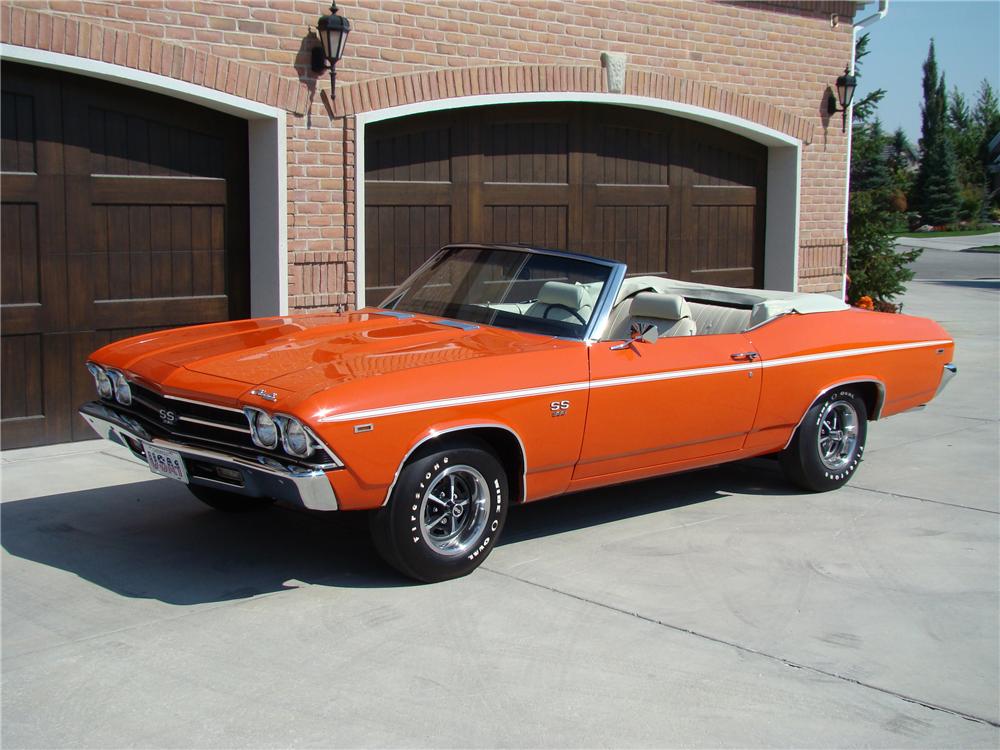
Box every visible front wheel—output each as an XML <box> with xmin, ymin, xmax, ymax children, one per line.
<box><xmin>369</xmin><ymin>440</ymin><xmax>509</xmax><ymax>583</ymax></box>
<box><xmin>780</xmin><ymin>388</ymin><xmax>868</xmax><ymax>492</ymax></box>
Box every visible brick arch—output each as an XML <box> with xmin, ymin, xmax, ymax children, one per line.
<box><xmin>0</xmin><ymin>5</ymin><xmax>310</xmax><ymax>115</ymax></box>
<box><xmin>335</xmin><ymin>64</ymin><xmax>814</xmax><ymax>145</ymax></box>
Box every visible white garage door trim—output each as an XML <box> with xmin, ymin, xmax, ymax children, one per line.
<box><xmin>0</xmin><ymin>43</ymin><xmax>288</xmax><ymax>317</ymax></box>
<box><xmin>355</xmin><ymin>91</ymin><xmax>802</xmax><ymax>309</ymax></box>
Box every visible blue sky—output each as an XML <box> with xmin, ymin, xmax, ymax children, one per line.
<box><xmin>854</xmin><ymin>0</ymin><xmax>1000</xmax><ymax>142</ymax></box>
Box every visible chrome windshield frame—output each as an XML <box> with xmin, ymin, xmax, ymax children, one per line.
<box><xmin>377</xmin><ymin>243</ymin><xmax>627</xmax><ymax>343</ymax></box>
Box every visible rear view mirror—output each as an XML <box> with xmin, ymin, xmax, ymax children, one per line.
<box><xmin>631</xmin><ymin>322</ymin><xmax>658</xmax><ymax>344</ymax></box>
<box><xmin>610</xmin><ymin>322</ymin><xmax>658</xmax><ymax>351</ymax></box>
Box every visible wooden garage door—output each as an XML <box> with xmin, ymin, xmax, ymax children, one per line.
<box><xmin>1</xmin><ymin>63</ymin><xmax>249</xmax><ymax>449</ymax></box>
<box><xmin>364</xmin><ymin>103</ymin><xmax>766</xmax><ymax>304</ymax></box>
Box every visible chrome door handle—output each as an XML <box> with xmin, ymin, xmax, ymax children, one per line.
<box><xmin>731</xmin><ymin>351</ymin><xmax>759</xmax><ymax>361</ymax></box>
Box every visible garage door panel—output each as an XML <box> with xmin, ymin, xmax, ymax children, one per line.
<box><xmin>482</xmin><ymin>120</ymin><xmax>569</xmax><ymax>184</ymax></box>
<box><xmin>366</xmin><ymin>204</ymin><xmax>453</xmax><ymax>301</ymax></box>
<box><xmin>482</xmin><ymin>205</ymin><xmax>568</xmax><ymax>248</ymax></box>
<box><xmin>1</xmin><ymin>335</ymin><xmax>44</xmax><ymax>420</ymax></box>
<box><xmin>367</xmin><ymin>122</ymin><xmax>453</xmax><ymax>182</ymax></box>
<box><xmin>364</xmin><ymin>102</ymin><xmax>765</xmax><ymax>304</ymax></box>
<box><xmin>591</xmin><ymin>205</ymin><xmax>669</xmax><ymax>272</ymax></box>
<box><xmin>591</xmin><ymin>125</ymin><xmax>671</xmax><ymax>186</ymax></box>
<box><xmin>1</xmin><ymin>62</ymin><xmax>249</xmax><ymax>448</ymax></box>
<box><xmin>1</xmin><ymin>90</ymin><xmax>37</xmax><ymax>173</ymax></box>
<box><xmin>2</xmin><ymin>203</ymin><xmax>40</xmax><ymax>305</ymax></box>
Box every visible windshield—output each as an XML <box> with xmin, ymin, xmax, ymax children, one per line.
<box><xmin>380</xmin><ymin>246</ymin><xmax>614</xmax><ymax>339</ymax></box>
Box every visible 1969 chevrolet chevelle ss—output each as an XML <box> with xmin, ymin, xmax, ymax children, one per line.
<box><xmin>81</xmin><ymin>244</ymin><xmax>956</xmax><ymax>582</ymax></box>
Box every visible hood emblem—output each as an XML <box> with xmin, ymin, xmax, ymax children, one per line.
<box><xmin>250</xmin><ymin>387</ymin><xmax>278</xmax><ymax>402</ymax></box>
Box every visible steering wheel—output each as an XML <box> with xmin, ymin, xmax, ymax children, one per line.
<box><xmin>542</xmin><ymin>304</ymin><xmax>586</xmax><ymax>324</ymax></box>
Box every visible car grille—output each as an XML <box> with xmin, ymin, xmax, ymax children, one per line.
<box><xmin>112</xmin><ymin>383</ymin><xmax>338</xmax><ymax>469</ymax></box>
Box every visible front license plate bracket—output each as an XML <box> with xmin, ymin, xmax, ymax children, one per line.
<box><xmin>144</xmin><ymin>443</ymin><xmax>189</xmax><ymax>483</ymax></box>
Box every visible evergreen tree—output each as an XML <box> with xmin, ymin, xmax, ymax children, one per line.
<box><xmin>851</xmin><ymin>34</ymin><xmax>885</xmax><ymax>122</ymax></box>
<box><xmin>973</xmin><ymin>80</ymin><xmax>1000</xmax><ymax>208</ymax></box>
<box><xmin>914</xmin><ymin>41</ymin><xmax>960</xmax><ymax>225</ymax></box>
<box><xmin>972</xmin><ymin>79</ymin><xmax>1000</xmax><ymax>134</ymax></box>
<box><xmin>948</xmin><ymin>86</ymin><xmax>981</xmax><ymax>185</ymax></box>
<box><xmin>846</xmin><ymin>36</ymin><xmax>919</xmax><ymax>307</ymax></box>
<box><xmin>851</xmin><ymin>118</ymin><xmax>891</xmax><ymax>194</ymax></box>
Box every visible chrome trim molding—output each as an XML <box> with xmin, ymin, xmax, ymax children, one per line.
<box><xmin>584</xmin><ymin>261</ymin><xmax>628</xmax><ymax>342</ymax></box>
<box><xmin>381</xmin><ymin>424</ymin><xmax>528</xmax><ymax>508</ymax></box>
<box><xmin>781</xmin><ymin>378</ymin><xmax>887</xmax><ymax>451</ymax></box>
<box><xmin>79</xmin><ymin>401</ymin><xmax>339</xmax><ymax>511</ymax></box>
<box><xmin>429</xmin><ymin>319</ymin><xmax>480</xmax><ymax>331</ymax></box>
<box><xmin>163</xmin><ymin>393</ymin><xmax>245</xmax><ymax>414</ymax></box>
<box><xmin>378</xmin><ymin>243</ymin><xmax>628</xmax><ymax>343</ymax></box>
<box><xmin>179</xmin><ymin>415</ymin><xmax>251</xmax><ymax>434</ymax></box>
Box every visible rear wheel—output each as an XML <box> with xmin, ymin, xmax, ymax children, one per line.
<box><xmin>780</xmin><ymin>388</ymin><xmax>868</xmax><ymax>492</ymax></box>
<box><xmin>188</xmin><ymin>485</ymin><xmax>275</xmax><ymax>512</ymax></box>
<box><xmin>370</xmin><ymin>440</ymin><xmax>509</xmax><ymax>583</ymax></box>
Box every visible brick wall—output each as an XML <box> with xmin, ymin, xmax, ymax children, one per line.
<box><xmin>2</xmin><ymin>0</ymin><xmax>857</xmax><ymax>306</ymax></box>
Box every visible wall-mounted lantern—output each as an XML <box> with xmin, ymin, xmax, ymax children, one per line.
<box><xmin>311</xmin><ymin>2</ymin><xmax>351</xmax><ymax>100</ymax></box>
<box><xmin>827</xmin><ymin>66</ymin><xmax>858</xmax><ymax>132</ymax></box>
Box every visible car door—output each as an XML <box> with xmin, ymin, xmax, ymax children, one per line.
<box><xmin>573</xmin><ymin>333</ymin><xmax>762</xmax><ymax>479</ymax></box>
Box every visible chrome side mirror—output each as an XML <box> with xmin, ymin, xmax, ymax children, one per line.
<box><xmin>610</xmin><ymin>322</ymin><xmax>658</xmax><ymax>351</ymax></box>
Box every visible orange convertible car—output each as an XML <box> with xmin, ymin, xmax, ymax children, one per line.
<box><xmin>81</xmin><ymin>244</ymin><xmax>956</xmax><ymax>581</ymax></box>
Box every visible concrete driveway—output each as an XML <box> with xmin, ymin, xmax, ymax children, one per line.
<box><xmin>2</xmin><ymin>281</ymin><xmax>997</xmax><ymax>748</ymax></box>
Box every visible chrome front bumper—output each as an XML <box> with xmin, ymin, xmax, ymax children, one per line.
<box><xmin>79</xmin><ymin>401</ymin><xmax>339</xmax><ymax>511</ymax></box>
<box><xmin>936</xmin><ymin>363</ymin><xmax>958</xmax><ymax>398</ymax></box>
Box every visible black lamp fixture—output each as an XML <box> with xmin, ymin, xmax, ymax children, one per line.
<box><xmin>827</xmin><ymin>66</ymin><xmax>858</xmax><ymax>132</ymax></box>
<box><xmin>311</xmin><ymin>2</ymin><xmax>351</xmax><ymax>100</ymax></box>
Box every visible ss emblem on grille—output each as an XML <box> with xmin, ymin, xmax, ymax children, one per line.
<box><xmin>159</xmin><ymin>409</ymin><xmax>177</xmax><ymax>425</ymax></box>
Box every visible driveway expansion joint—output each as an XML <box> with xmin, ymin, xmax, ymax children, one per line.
<box><xmin>851</xmin><ymin>484</ymin><xmax>999</xmax><ymax>515</ymax></box>
<box><xmin>483</xmin><ymin>567</ymin><xmax>1000</xmax><ymax>729</ymax></box>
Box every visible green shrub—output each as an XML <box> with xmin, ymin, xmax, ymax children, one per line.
<box><xmin>848</xmin><ymin>191</ymin><xmax>921</xmax><ymax>306</ymax></box>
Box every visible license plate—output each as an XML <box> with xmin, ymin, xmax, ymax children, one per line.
<box><xmin>145</xmin><ymin>443</ymin><xmax>189</xmax><ymax>483</ymax></box>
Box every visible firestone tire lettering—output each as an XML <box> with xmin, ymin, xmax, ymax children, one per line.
<box><xmin>369</xmin><ymin>438</ymin><xmax>509</xmax><ymax>583</ymax></box>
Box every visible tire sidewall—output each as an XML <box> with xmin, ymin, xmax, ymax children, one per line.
<box><xmin>800</xmin><ymin>388</ymin><xmax>868</xmax><ymax>490</ymax></box>
<box><xmin>386</xmin><ymin>444</ymin><xmax>508</xmax><ymax>582</ymax></box>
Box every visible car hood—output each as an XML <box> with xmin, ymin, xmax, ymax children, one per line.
<box><xmin>138</xmin><ymin>311</ymin><xmax>556</xmax><ymax>397</ymax></box>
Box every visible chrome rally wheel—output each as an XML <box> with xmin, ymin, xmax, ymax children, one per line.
<box><xmin>419</xmin><ymin>465</ymin><xmax>491</xmax><ymax>557</ymax></box>
<box><xmin>816</xmin><ymin>399</ymin><xmax>860</xmax><ymax>472</ymax></box>
<box><xmin>370</xmin><ymin>439</ymin><xmax>509</xmax><ymax>583</ymax></box>
<box><xmin>780</xmin><ymin>388</ymin><xmax>868</xmax><ymax>492</ymax></box>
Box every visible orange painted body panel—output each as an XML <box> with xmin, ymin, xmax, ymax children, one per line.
<box><xmin>87</xmin><ymin>306</ymin><xmax>954</xmax><ymax>511</ymax></box>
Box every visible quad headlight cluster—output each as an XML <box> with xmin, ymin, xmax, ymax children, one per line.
<box><xmin>244</xmin><ymin>407</ymin><xmax>316</xmax><ymax>458</ymax></box>
<box><xmin>87</xmin><ymin>363</ymin><xmax>132</xmax><ymax>406</ymax></box>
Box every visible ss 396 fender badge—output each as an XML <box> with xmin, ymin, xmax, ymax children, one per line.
<box><xmin>550</xmin><ymin>399</ymin><xmax>570</xmax><ymax>417</ymax></box>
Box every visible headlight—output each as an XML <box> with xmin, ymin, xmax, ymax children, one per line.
<box><xmin>279</xmin><ymin>416</ymin><xmax>314</xmax><ymax>458</ymax></box>
<box><xmin>244</xmin><ymin>407</ymin><xmax>279</xmax><ymax>449</ymax></box>
<box><xmin>106</xmin><ymin>369</ymin><xmax>132</xmax><ymax>406</ymax></box>
<box><xmin>86</xmin><ymin>363</ymin><xmax>114</xmax><ymax>399</ymax></box>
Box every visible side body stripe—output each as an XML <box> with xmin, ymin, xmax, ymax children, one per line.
<box><xmin>316</xmin><ymin>339</ymin><xmax>953</xmax><ymax>424</ymax></box>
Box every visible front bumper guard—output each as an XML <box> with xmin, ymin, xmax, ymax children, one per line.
<box><xmin>79</xmin><ymin>401</ymin><xmax>339</xmax><ymax>511</ymax></box>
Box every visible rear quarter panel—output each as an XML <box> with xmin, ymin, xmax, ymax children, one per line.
<box><xmin>744</xmin><ymin>309</ymin><xmax>954</xmax><ymax>453</ymax></box>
